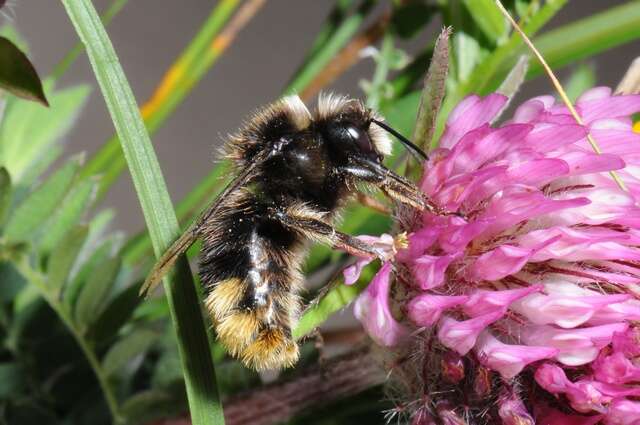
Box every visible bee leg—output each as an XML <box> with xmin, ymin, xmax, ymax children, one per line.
<box><xmin>341</xmin><ymin>159</ymin><xmax>427</xmax><ymax>212</ymax></box>
<box><xmin>273</xmin><ymin>209</ymin><xmax>384</xmax><ymax>260</ymax></box>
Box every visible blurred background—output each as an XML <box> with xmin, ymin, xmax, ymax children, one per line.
<box><xmin>10</xmin><ymin>0</ymin><xmax>640</xmax><ymax>233</ymax></box>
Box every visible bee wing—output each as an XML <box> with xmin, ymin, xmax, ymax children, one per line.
<box><xmin>140</xmin><ymin>158</ymin><xmax>263</xmax><ymax>296</ymax></box>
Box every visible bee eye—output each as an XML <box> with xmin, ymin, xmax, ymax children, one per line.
<box><xmin>346</xmin><ymin>126</ymin><xmax>373</xmax><ymax>154</ymax></box>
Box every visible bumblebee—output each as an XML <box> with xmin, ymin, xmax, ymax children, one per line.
<box><xmin>143</xmin><ymin>94</ymin><xmax>431</xmax><ymax>370</ymax></box>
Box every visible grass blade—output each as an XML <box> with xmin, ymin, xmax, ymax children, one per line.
<box><xmin>59</xmin><ymin>1</ymin><xmax>225</xmax><ymax>424</ymax></box>
<box><xmin>51</xmin><ymin>0</ymin><xmax>129</xmax><ymax>82</ymax></box>
<box><xmin>79</xmin><ymin>0</ymin><xmax>247</xmax><ymax>201</ymax></box>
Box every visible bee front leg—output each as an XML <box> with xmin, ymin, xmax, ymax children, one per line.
<box><xmin>341</xmin><ymin>159</ymin><xmax>454</xmax><ymax>215</ymax></box>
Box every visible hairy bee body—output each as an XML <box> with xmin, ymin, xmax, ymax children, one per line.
<box><xmin>165</xmin><ymin>94</ymin><xmax>426</xmax><ymax>370</ymax></box>
<box><xmin>200</xmin><ymin>190</ymin><xmax>307</xmax><ymax>370</ymax></box>
<box><xmin>200</xmin><ymin>96</ymin><xmax>359</xmax><ymax>370</ymax></box>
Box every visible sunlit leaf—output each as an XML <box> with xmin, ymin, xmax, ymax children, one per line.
<box><xmin>40</xmin><ymin>179</ymin><xmax>95</xmax><ymax>253</ymax></box>
<box><xmin>0</xmin><ymin>83</ymin><xmax>89</xmax><ymax>182</ymax></box>
<box><xmin>0</xmin><ymin>167</ymin><xmax>11</xmax><ymax>227</ymax></box>
<box><xmin>463</xmin><ymin>0</ymin><xmax>507</xmax><ymax>44</ymax></box>
<box><xmin>4</xmin><ymin>157</ymin><xmax>79</xmax><ymax>242</ymax></box>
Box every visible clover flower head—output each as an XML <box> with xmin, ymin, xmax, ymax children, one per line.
<box><xmin>347</xmin><ymin>87</ymin><xmax>640</xmax><ymax>423</ymax></box>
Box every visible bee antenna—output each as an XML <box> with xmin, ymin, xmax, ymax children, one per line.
<box><xmin>370</xmin><ymin>119</ymin><xmax>428</xmax><ymax>161</ymax></box>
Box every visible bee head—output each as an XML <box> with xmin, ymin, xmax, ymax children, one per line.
<box><xmin>315</xmin><ymin>94</ymin><xmax>392</xmax><ymax>163</ymax></box>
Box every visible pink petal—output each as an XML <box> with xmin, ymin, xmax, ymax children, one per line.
<box><xmin>478</xmin><ymin>187</ymin><xmax>591</xmax><ymax>238</ymax></box>
<box><xmin>498</xmin><ymin>389</ymin><xmax>535</xmax><ymax>425</ymax></box>
<box><xmin>512</xmin><ymin>96</ymin><xmax>555</xmax><ymax>123</ymax></box>
<box><xmin>593</xmin><ymin>351</ymin><xmax>640</xmax><ymax>384</ymax></box>
<box><xmin>437</xmin><ymin>218</ymin><xmax>490</xmax><ymax>253</ymax></box>
<box><xmin>522</xmin><ymin>323</ymin><xmax>629</xmax><ymax>366</ymax></box>
<box><xmin>589</xmin><ymin>299</ymin><xmax>640</xmax><ymax>325</ymax></box>
<box><xmin>343</xmin><ymin>257</ymin><xmax>372</xmax><ymax>285</ymax></box>
<box><xmin>462</xmin><ymin>285</ymin><xmax>542</xmax><ymax>317</ymax></box>
<box><xmin>535</xmin><ymin>363</ymin><xmax>575</xmax><ymax>395</ymax></box>
<box><xmin>612</xmin><ymin>327</ymin><xmax>640</xmax><ymax>357</ymax></box>
<box><xmin>556</xmin><ymin>150</ymin><xmax>625</xmax><ymax>176</ymax></box>
<box><xmin>475</xmin><ymin>331</ymin><xmax>558</xmax><ymax>379</ymax></box>
<box><xmin>440</xmin><ymin>94</ymin><xmax>508</xmax><ymax>148</ymax></box>
<box><xmin>606</xmin><ymin>399</ymin><xmax>640</xmax><ymax>425</ymax></box>
<box><xmin>512</xmin><ymin>293</ymin><xmax>631</xmax><ymax>329</ymax></box>
<box><xmin>523</xmin><ymin>123</ymin><xmax>586</xmax><ymax>152</ymax></box>
<box><xmin>450</xmin><ymin>124</ymin><xmax>532</xmax><ymax>175</ymax></box>
<box><xmin>408</xmin><ymin>294</ymin><xmax>468</xmax><ymax>327</ymax></box>
<box><xmin>437</xmin><ymin>311</ymin><xmax>503</xmax><ymax>355</ymax></box>
<box><xmin>342</xmin><ymin>234</ymin><xmax>397</xmax><ymax>285</ymax></box>
<box><xmin>411</xmin><ymin>253</ymin><xmax>460</xmax><ymax>290</ymax></box>
<box><xmin>353</xmin><ymin>262</ymin><xmax>408</xmax><ymax>347</ymax></box>
<box><xmin>434</xmin><ymin>166</ymin><xmax>507</xmax><ymax>210</ymax></box>
<box><xmin>396</xmin><ymin>227</ymin><xmax>440</xmax><ymax>262</ymax></box>
<box><xmin>578</xmin><ymin>93</ymin><xmax>640</xmax><ymax>123</ymax></box>
<box><xmin>577</xmin><ymin>86</ymin><xmax>612</xmax><ymax>103</ymax></box>
<box><xmin>466</xmin><ymin>240</ymin><xmax>557</xmax><ymax>281</ymax></box>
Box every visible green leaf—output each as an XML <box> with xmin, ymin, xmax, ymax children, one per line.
<box><xmin>293</xmin><ymin>275</ymin><xmax>370</xmax><ymax>341</ymax></box>
<box><xmin>0</xmin><ymin>362</ymin><xmax>24</xmax><ymax>399</ymax></box>
<box><xmin>87</xmin><ymin>282</ymin><xmax>142</xmax><ymax>344</ymax></box>
<box><xmin>0</xmin><ymin>261</ymin><xmax>26</xmax><ymax>303</ymax></box>
<box><xmin>463</xmin><ymin>0</ymin><xmax>507</xmax><ymax>44</ymax></box>
<box><xmin>60</xmin><ymin>1</ymin><xmax>224</xmax><ymax>423</ymax></box>
<box><xmin>0</xmin><ymin>83</ymin><xmax>90</xmax><ymax>182</ymax></box>
<box><xmin>121</xmin><ymin>389</ymin><xmax>186</xmax><ymax>425</ymax></box>
<box><xmin>4</xmin><ymin>158</ymin><xmax>79</xmax><ymax>242</ymax></box>
<box><xmin>0</xmin><ymin>25</ymin><xmax>29</xmax><ymax>53</ymax></box>
<box><xmin>453</xmin><ymin>31</ymin><xmax>484</xmax><ymax>82</ymax></box>
<box><xmin>496</xmin><ymin>54</ymin><xmax>530</xmax><ymax>98</ymax></box>
<box><xmin>63</xmin><ymin>239</ymin><xmax>113</xmax><ymax>310</ymax></box>
<box><xmin>0</xmin><ymin>167</ymin><xmax>11</xmax><ymax>227</ymax></box>
<box><xmin>40</xmin><ymin>179</ymin><xmax>95</xmax><ymax>253</ymax></box>
<box><xmin>0</xmin><ymin>37</ymin><xmax>48</xmax><ymax>105</ymax></box>
<box><xmin>47</xmin><ymin>225</ymin><xmax>88</xmax><ymax>297</ymax></box>
<box><xmin>102</xmin><ymin>329</ymin><xmax>158</xmax><ymax>377</ymax></box>
<box><xmin>563</xmin><ymin>63</ymin><xmax>596</xmax><ymax>103</ymax></box>
<box><xmin>391</xmin><ymin>2</ymin><xmax>435</xmax><ymax>39</ymax></box>
<box><xmin>74</xmin><ymin>256</ymin><xmax>120</xmax><ymax>329</ymax></box>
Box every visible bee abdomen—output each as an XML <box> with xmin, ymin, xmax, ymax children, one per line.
<box><xmin>201</xmin><ymin>224</ymin><xmax>303</xmax><ymax>370</ymax></box>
